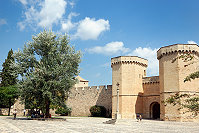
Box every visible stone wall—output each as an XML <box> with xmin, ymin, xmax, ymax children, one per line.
<box><xmin>66</xmin><ymin>85</ymin><xmax>112</xmax><ymax>117</ymax></box>
<box><xmin>13</xmin><ymin>100</ymin><xmax>25</xmax><ymax>116</ymax></box>
<box><xmin>0</xmin><ymin>108</ymin><xmax>9</xmax><ymax>115</ymax></box>
<box><xmin>1</xmin><ymin>85</ymin><xmax>112</xmax><ymax>117</ymax></box>
<box><xmin>142</xmin><ymin>78</ymin><xmax>160</xmax><ymax>118</ymax></box>
<box><xmin>0</xmin><ymin>100</ymin><xmax>25</xmax><ymax>116</ymax></box>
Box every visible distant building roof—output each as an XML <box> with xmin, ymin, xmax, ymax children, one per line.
<box><xmin>76</xmin><ymin>76</ymin><xmax>89</xmax><ymax>82</ymax></box>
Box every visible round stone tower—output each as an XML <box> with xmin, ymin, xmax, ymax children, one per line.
<box><xmin>157</xmin><ymin>44</ymin><xmax>199</xmax><ymax>121</ymax></box>
<box><xmin>111</xmin><ymin>56</ymin><xmax>148</xmax><ymax>119</ymax></box>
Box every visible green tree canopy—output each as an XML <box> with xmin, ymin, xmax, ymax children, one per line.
<box><xmin>0</xmin><ymin>85</ymin><xmax>19</xmax><ymax>107</ymax></box>
<box><xmin>0</xmin><ymin>49</ymin><xmax>17</xmax><ymax>86</ymax></box>
<box><xmin>0</xmin><ymin>49</ymin><xmax>19</xmax><ymax>116</ymax></box>
<box><xmin>14</xmin><ymin>30</ymin><xmax>81</xmax><ymax>118</ymax></box>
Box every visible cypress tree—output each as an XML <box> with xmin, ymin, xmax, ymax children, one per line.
<box><xmin>0</xmin><ymin>49</ymin><xmax>18</xmax><ymax>116</ymax></box>
<box><xmin>1</xmin><ymin>49</ymin><xmax>17</xmax><ymax>86</ymax></box>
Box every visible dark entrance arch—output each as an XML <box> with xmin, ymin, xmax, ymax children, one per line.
<box><xmin>150</xmin><ymin>102</ymin><xmax>160</xmax><ymax>119</ymax></box>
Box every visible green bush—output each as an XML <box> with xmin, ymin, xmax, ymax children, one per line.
<box><xmin>55</xmin><ymin>106</ymin><xmax>72</xmax><ymax>116</ymax></box>
<box><xmin>90</xmin><ymin>105</ymin><xmax>106</xmax><ymax>117</ymax></box>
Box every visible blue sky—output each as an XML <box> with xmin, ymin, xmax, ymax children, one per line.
<box><xmin>0</xmin><ymin>0</ymin><xmax>199</xmax><ymax>86</ymax></box>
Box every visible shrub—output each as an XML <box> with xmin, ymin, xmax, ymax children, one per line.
<box><xmin>55</xmin><ymin>106</ymin><xmax>72</xmax><ymax>116</ymax></box>
<box><xmin>90</xmin><ymin>105</ymin><xmax>106</xmax><ymax>117</ymax></box>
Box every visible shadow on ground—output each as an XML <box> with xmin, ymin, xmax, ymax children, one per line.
<box><xmin>6</xmin><ymin>117</ymin><xmax>66</xmax><ymax>121</ymax></box>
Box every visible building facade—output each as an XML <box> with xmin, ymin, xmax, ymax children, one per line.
<box><xmin>111</xmin><ymin>44</ymin><xmax>199</xmax><ymax>122</ymax></box>
<box><xmin>2</xmin><ymin>44</ymin><xmax>199</xmax><ymax>122</ymax></box>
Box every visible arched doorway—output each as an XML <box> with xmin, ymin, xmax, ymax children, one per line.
<box><xmin>150</xmin><ymin>102</ymin><xmax>160</xmax><ymax>119</ymax></box>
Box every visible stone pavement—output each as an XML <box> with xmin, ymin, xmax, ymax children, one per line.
<box><xmin>0</xmin><ymin>116</ymin><xmax>199</xmax><ymax>133</ymax></box>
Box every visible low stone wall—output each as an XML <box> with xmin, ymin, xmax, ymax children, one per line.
<box><xmin>5</xmin><ymin>85</ymin><xmax>112</xmax><ymax>117</ymax></box>
<box><xmin>0</xmin><ymin>108</ymin><xmax>9</xmax><ymax>115</ymax></box>
<box><xmin>66</xmin><ymin>85</ymin><xmax>112</xmax><ymax>117</ymax></box>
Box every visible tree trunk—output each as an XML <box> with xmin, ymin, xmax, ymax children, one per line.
<box><xmin>8</xmin><ymin>107</ymin><xmax>10</xmax><ymax>116</ymax></box>
<box><xmin>45</xmin><ymin>99</ymin><xmax>50</xmax><ymax>118</ymax></box>
<box><xmin>8</xmin><ymin>99</ymin><xmax>11</xmax><ymax>116</ymax></box>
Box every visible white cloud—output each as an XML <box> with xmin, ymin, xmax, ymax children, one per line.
<box><xmin>38</xmin><ymin>0</ymin><xmax>67</xmax><ymax>27</ymax></box>
<box><xmin>61</xmin><ymin>12</ymin><xmax>79</xmax><ymax>32</ymax></box>
<box><xmin>19</xmin><ymin>0</ymin><xmax>27</xmax><ymax>5</ymax></box>
<box><xmin>87</xmin><ymin>41</ymin><xmax>130</xmax><ymax>55</ymax></box>
<box><xmin>73</xmin><ymin>17</ymin><xmax>110</xmax><ymax>40</ymax></box>
<box><xmin>187</xmin><ymin>40</ymin><xmax>197</xmax><ymax>44</ymax></box>
<box><xmin>18</xmin><ymin>0</ymin><xmax>67</xmax><ymax>30</ymax></box>
<box><xmin>0</xmin><ymin>19</ymin><xmax>7</xmax><ymax>26</ymax></box>
<box><xmin>128</xmin><ymin>47</ymin><xmax>159</xmax><ymax>76</ymax></box>
<box><xmin>68</xmin><ymin>1</ymin><xmax>75</xmax><ymax>8</ymax></box>
<box><xmin>18</xmin><ymin>0</ymin><xmax>110</xmax><ymax>40</ymax></box>
<box><xmin>17</xmin><ymin>22</ymin><xmax>25</xmax><ymax>31</ymax></box>
<box><xmin>87</xmin><ymin>42</ymin><xmax>158</xmax><ymax>75</ymax></box>
<box><xmin>17</xmin><ymin>5</ymin><xmax>38</xmax><ymax>30</ymax></box>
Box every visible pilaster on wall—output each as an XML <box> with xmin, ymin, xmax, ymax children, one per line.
<box><xmin>157</xmin><ymin>44</ymin><xmax>199</xmax><ymax>122</ymax></box>
<box><xmin>111</xmin><ymin>56</ymin><xmax>148</xmax><ymax>119</ymax></box>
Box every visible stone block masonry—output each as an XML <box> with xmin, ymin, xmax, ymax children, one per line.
<box><xmin>66</xmin><ymin>85</ymin><xmax>112</xmax><ymax>117</ymax></box>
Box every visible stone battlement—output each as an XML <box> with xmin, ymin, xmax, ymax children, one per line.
<box><xmin>73</xmin><ymin>85</ymin><xmax>112</xmax><ymax>91</ymax></box>
<box><xmin>142</xmin><ymin>76</ymin><xmax>159</xmax><ymax>84</ymax></box>
<box><xmin>111</xmin><ymin>56</ymin><xmax>148</xmax><ymax>67</ymax></box>
<box><xmin>157</xmin><ymin>44</ymin><xmax>199</xmax><ymax>59</ymax></box>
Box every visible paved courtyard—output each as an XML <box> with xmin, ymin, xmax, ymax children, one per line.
<box><xmin>0</xmin><ymin>116</ymin><xmax>199</xmax><ymax>133</ymax></box>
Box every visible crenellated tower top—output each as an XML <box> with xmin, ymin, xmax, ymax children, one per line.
<box><xmin>157</xmin><ymin>44</ymin><xmax>199</xmax><ymax>60</ymax></box>
<box><xmin>111</xmin><ymin>56</ymin><xmax>148</xmax><ymax>68</ymax></box>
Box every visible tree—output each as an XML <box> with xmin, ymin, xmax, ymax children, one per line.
<box><xmin>0</xmin><ymin>85</ymin><xmax>19</xmax><ymax>116</ymax></box>
<box><xmin>0</xmin><ymin>49</ymin><xmax>17</xmax><ymax>86</ymax></box>
<box><xmin>165</xmin><ymin>52</ymin><xmax>199</xmax><ymax>116</ymax></box>
<box><xmin>0</xmin><ymin>49</ymin><xmax>19</xmax><ymax>116</ymax></box>
<box><xmin>14</xmin><ymin>30</ymin><xmax>81</xmax><ymax>118</ymax></box>
<box><xmin>55</xmin><ymin>105</ymin><xmax>72</xmax><ymax>116</ymax></box>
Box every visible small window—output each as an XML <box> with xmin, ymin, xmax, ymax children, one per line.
<box><xmin>144</xmin><ymin>70</ymin><xmax>146</xmax><ymax>76</ymax></box>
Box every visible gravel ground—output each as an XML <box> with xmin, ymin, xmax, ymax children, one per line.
<box><xmin>0</xmin><ymin>116</ymin><xmax>199</xmax><ymax>133</ymax></box>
